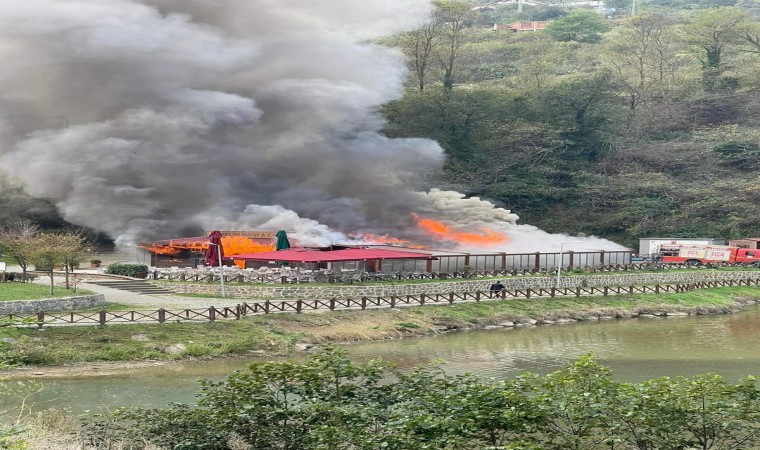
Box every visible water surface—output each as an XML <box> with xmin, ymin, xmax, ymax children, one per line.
<box><xmin>4</xmin><ymin>306</ymin><xmax>760</xmax><ymax>415</ymax></box>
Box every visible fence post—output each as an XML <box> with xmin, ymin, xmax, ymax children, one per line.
<box><xmin>264</xmin><ymin>300</ymin><xmax>270</xmax><ymax>314</ymax></box>
<box><xmin>241</xmin><ymin>302</ymin><xmax>248</xmax><ymax>316</ymax></box>
<box><xmin>330</xmin><ymin>298</ymin><xmax>336</xmax><ymax>310</ymax></box>
<box><xmin>36</xmin><ymin>311</ymin><xmax>44</xmax><ymax>329</ymax></box>
<box><xmin>297</xmin><ymin>300</ymin><xmax>303</xmax><ymax>313</ymax></box>
<box><xmin>476</xmin><ymin>291</ymin><xmax>481</xmax><ymax>302</ymax></box>
<box><xmin>655</xmin><ymin>284</ymin><xmax>660</xmax><ymax>294</ymax></box>
<box><xmin>449</xmin><ymin>292</ymin><xmax>454</xmax><ymax>304</ymax></box>
<box><xmin>99</xmin><ymin>310</ymin><xmax>107</xmax><ymax>326</ymax></box>
<box><xmin>361</xmin><ymin>297</ymin><xmax>367</xmax><ymax>310</ymax></box>
<box><xmin>526</xmin><ymin>288</ymin><xmax>531</xmax><ymax>299</ymax></box>
<box><xmin>390</xmin><ymin>296</ymin><xmax>396</xmax><ymax>308</ymax></box>
<box><xmin>158</xmin><ymin>309</ymin><xmax>166</xmax><ymax>323</ymax></box>
<box><xmin>209</xmin><ymin>307</ymin><xmax>216</xmax><ymax>322</ymax></box>
<box><xmin>603</xmin><ymin>286</ymin><xmax>608</xmax><ymax>296</ymax></box>
<box><xmin>576</xmin><ymin>287</ymin><xmax>581</xmax><ymax>297</ymax></box>
<box><xmin>500</xmin><ymin>289</ymin><xmax>506</xmax><ymax>299</ymax></box>
<box><xmin>551</xmin><ymin>287</ymin><xmax>556</xmax><ymax>297</ymax></box>
<box><xmin>234</xmin><ymin>304</ymin><xmax>241</xmax><ymax>320</ymax></box>
<box><xmin>419</xmin><ymin>293</ymin><xmax>425</xmax><ymax>305</ymax></box>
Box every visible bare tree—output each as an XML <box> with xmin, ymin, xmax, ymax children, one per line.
<box><xmin>0</xmin><ymin>219</ymin><xmax>39</xmax><ymax>282</ymax></box>
<box><xmin>29</xmin><ymin>232</ymin><xmax>88</xmax><ymax>295</ymax></box>
<box><xmin>398</xmin><ymin>20</ymin><xmax>439</xmax><ymax>91</ymax></box>
<box><xmin>433</xmin><ymin>0</ymin><xmax>472</xmax><ymax>91</ymax></box>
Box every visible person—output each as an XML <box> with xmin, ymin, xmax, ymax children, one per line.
<box><xmin>489</xmin><ymin>280</ymin><xmax>506</xmax><ymax>297</ymax></box>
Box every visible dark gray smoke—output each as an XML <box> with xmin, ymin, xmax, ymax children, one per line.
<box><xmin>0</xmin><ymin>0</ymin><xmax>443</xmax><ymax>246</ymax></box>
<box><xmin>0</xmin><ymin>0</ymin><xmax>626</xmax><ymax>252</ymax></box>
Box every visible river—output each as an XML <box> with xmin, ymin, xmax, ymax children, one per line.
<box><xmin>3</xmin><ymin>306</ymin><xmax>760</xmax><ymax>416</ymax></box>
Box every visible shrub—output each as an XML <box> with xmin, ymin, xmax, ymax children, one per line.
<box><xmin>89</xmin><ymin>259</ymin><xmax>102</xmax><ymax>265</ymax></box>
<box><xmin>105</xmin><ymin>264</ymin><xmax>149</xmax><ymax>278</ymax></box>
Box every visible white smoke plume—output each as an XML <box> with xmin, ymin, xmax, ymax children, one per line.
<box><xmin>0</xmin><ymin>0</ymin><xmax>626</xmax><ymax>253</ymax></box>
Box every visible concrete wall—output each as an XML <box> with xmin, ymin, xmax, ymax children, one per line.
<box><xmin>157</xmin><ymin>271</ymin><xmax>760</xmax><ymax>300</ymax></box>
<box><xmin>0</xmin><ymin>294</ymin><xmax>105</xmax><ymax>314</ymax></box>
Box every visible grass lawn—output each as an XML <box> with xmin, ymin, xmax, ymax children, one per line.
<box><xmin>0</xmin><ymin>283</ymin><xmax>94</xmax><ymax>301</ymax></box>
<box><xmin>2</xmin><ymin>286</ymin><xmax>758</xmax><ymax>367</ymax></box>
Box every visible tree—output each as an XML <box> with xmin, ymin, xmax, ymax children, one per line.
<box><xmin>680</xmin><ymin>7</ymin><xmax>747</xmax><ymax>91</ymax></box>
<box><xmin>433</xmin><ymin>0</ymin><xmax>473</xmax><ymax>90</ymax></box>
<box><xmin>28</xmin><ymin>231</ymin><xmax>88</xmax><ymax>295</ymax></box>
<box><xmin>397</xmin><ymin>20</ymin><xmax>439</xmax><ymax>91</ymax></box>
<box><xmin>604</xmin><ymin>14</ymin><xmax>680</xmax><ymax>111</ymax></box>
<box><xmin>0</xmin><ymin>219</ymin><xmax>39</xmax><ymax>282</ymax></box>
<box><xmin>545</xmin><ymin>9</ymin><xmax>609</xmax><ymax>44</ymax></box>
<box><xmin>58</xmin><ymin>230</ymin><xmax>90</xmax><ymax>289</ymax></box>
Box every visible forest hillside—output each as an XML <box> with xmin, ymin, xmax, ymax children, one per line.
<box><xmin>382</xmin><ymin>0</ymin><xmax>760</xmax><ymax>249</ymax></box>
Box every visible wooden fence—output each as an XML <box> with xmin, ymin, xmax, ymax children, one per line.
<box><xmin>8</xmin><ymin>278</ymin><xmax>759</xmax><ymax>328</ymax></box>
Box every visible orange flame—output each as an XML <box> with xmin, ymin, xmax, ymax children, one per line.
<box><xmin>413</xmin><ymin>214</ymin><xmax>509</xmax><ymax>246</ymax></box>
<box><xmin>351</xmin><ymin>233</ymin><xmax>428</xmax><ymax>249</ymax></box>
<box><xmin>139</xmin><ymin>244</ymin><xmax>182</xmax><ymax>256</ymax></box>
<box><xmin>220</xmin><ymin>236</ymin><xmax>275</xmax><ymax>255</ymax></box>
<box><xmin>141</xmin><ymin>236</ymin><xmax>276</xmax><ymax>256</ymax></box>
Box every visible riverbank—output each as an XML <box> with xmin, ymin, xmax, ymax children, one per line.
<box><xmin>0</xmin><ymin>286</ymin><xmax>758</xmax><ymax>377</ymax></box>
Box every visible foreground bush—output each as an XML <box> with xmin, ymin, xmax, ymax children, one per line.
<box><xmin>84</xmin><ymin>349</ymin><xmax>760</xmax><ymax>450</ymax></box>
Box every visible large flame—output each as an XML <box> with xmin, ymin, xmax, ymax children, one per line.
<box><xmin>413</xmin><ymin>214</ymin><xmax>509</xmax><ymax>247</ymax></box>
<box><xmin>220</xmin><ymin>235</ymin><xmax>275</xmax><ymax>255</ymax></box>
<box><xmin>140</xmin><ymin>235</ymin><xmax>275</xmax><ymax>256</ymax></box>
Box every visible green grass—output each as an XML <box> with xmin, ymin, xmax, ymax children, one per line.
<box><xmin>0</xmin><ymin>283</ymin><xmax>94</xmax><ymax>301</ymax></box>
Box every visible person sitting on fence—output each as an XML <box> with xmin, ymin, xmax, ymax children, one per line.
<box><xmin>489</xmin><ymin>280</ymin><xmax>506</xmax><ymax>297</ymax></box>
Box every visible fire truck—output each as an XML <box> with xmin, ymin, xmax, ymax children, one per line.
<box><xmin>657</xmin><ymin>245</ymin><xmax>760</xmax><ymax>266</ymax></box>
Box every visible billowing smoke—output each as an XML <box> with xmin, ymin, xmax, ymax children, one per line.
<box><xmin>0</xmin><ymin>0</ymin><xmax>626</xmax><ymax>253</ymax></box>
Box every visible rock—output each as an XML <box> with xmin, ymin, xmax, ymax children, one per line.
<box><xmin>555</xmin><ymin>318</ymin><xmax>576</xmax><ymax>324</ymax></box>
<box><xmin>637</xmin><ymin>314</ymin><xmax>657</xmax><ymax>318</ymax></box>
<box><xmin>484</xmin><ymin>325</ymin><xmax>502</xmax><ymax>330</ymax></box>
<box><xmin>162</xmin><ymin>344</ymin><xmax>187</xmax><ymax>355</ymax></box>
<box><xmin>0</xmin><ymin>338</ymin><xmax>17</xmax><ymax>344</ymax></box>
<box><xmin>498</xmin><ymin>321</ymin><xmax>515</xmax><ymax>327</ymax></box>
<box><xmin>666</xmin><ymin>311</ymin><xmax>689</xmax><ymax>316</ymax></box>
<box><xmin>131</xmin><ymin>334</ymin><xmax>150</xmax><ymax>341</ymax></box>
<box><xmin>537</xmin><ymin>319</ymin><xmax>555</xmax><ymax>325</ymax></box>
<box><xmin>598</xmin><ymin>316</ymin><xmax>615</xmax><ymax>320</ymax></box>
<box><xmin>521</xmin><ymin>319</ymin><xmax>538</xmax><ymax>325</ymax></box>
<box><xmin>295</xmin><ymin>343</ymin><xmax>314</xmax><ymax>352</ymax></box>
<box><xmin>32</xmin><ymin>372</ymin><xmax>44</xmax><ymax>376</ymax></box>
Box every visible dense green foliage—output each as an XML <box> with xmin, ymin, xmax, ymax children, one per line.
<box><xmin>104</xmin><ymin>264</ymin><xmax>149</xmax><ymax>278</ymax></box>
<box><xmin>385</xmin><ymin>2</ymin><xmax>760</xmax><ymax>249</ymax></box>
<box><xmin>87</xmin><ymin>349</ymin><xmax>760</xmax><ymax>450</ymax></box>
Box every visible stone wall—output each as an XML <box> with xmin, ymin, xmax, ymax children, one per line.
<box><xmin>0</xmin><ymin>294</ymin><xmax>105</xmax><ymax>314</ymax></box>
<box><xmin>156</xmin><ymin>271</ymin><xmax>760</xmax><ymax>300</ymax></box>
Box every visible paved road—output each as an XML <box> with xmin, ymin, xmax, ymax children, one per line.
<box><xmin>9</xmin><ymin>264</ymin><xmax>242</xmax><ymax>309</ymax></box>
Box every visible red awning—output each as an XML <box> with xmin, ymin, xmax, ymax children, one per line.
<box><xmin>231</xmin><ymin>248</ymin><xmax>437</xmax><ymax>263</ymax></box>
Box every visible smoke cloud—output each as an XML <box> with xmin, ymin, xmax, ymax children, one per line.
<box><xmin>0</xmin><ymin>0</ymin><xmax>625</xmax><ymax>253</ymax></box>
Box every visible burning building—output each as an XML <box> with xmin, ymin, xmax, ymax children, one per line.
<box><xmin>141</xmin><ymin>231</ymin><xmax>284</xmax><ymax>268</ymax></box>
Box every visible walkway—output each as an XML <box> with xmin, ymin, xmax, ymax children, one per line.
<box><xmin>6</xmin><ymin>264</ymin><xmax>241</xmax><ymax>309</ymax></box>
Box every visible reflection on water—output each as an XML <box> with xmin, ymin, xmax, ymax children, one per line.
<box><xmin>4</xmin><ymin>306</ymin><xmax>760</xmax><ymax>415</ymax></box>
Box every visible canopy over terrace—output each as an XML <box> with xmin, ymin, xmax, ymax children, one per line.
<box><xmin>231</xmin><ymin>248</ymin><xmax>438</xmax><ymax>272</ymax></box>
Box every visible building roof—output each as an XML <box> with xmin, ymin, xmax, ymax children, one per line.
<box><xmin>231</xmin><ymin>248</ymin><xmax>437</xmax><ymax>263</ymax></box>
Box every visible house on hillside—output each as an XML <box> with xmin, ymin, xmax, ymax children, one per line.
<box><xmin>494</xmin><ymin>21</ymin><xmax>549</xmax><ymax>31</ymax></box>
